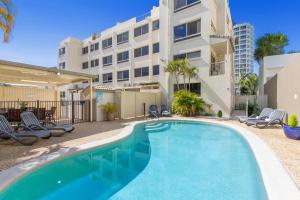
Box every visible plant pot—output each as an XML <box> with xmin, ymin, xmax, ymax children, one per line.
<box><xmin>283</xmin><ymin>124</ymin><xmax>300</xmax><ymax>140</ymax></box>
<box><xmin>107</xmin><ymin>113</ymin><xmax>115</xmax><ymax>121</ymax></box>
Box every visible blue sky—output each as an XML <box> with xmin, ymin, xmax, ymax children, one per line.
<box><xmin>0</xmin><ymin>0</ymin><xmax>299</xmax><ymax>68</ymax></box>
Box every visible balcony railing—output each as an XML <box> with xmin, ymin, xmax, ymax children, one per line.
<box><xmin>210</xmin><ymin>62</ymin><xmax>225</xmax><ymax>76</ymax></box>
<box><xmin>0</xmin><ymin>100</ymin><xmax>90</xmax><ymax>125</ymax></box>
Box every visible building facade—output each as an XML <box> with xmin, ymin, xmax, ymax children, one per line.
<box><xmin>264</xmin><ymin>53</ymin><xmax>300</xmax><ymax>118</ymax></box>
<box><xmin>233</xmin><ymin>23</ymin><xmax>254</xmax><ymax>95</ymax></box>
<box><xmin>58</xmin><ymin>0</ymin><xmax>234</xmax><ymax>116</ymax></box>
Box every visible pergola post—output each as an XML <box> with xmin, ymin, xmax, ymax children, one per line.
<box><xmin>89</xmin><ymin>78</ymin><xmax>93</xmax><ymax>122</ymax></box>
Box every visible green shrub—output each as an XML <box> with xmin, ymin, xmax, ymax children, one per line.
<box><xmin>288</xmin><ymin>115</ymin><xmax>298</xmax><ymax>128</ymax></box>
<box><xmin>172</xmin><ymin>90</ymin><xmax>208</xmax><ymax>117</ymax></box>
<box><xmin>217</xmin><ymin>110</ymin><xmax>222</xmax><ymax>118</ymax></box>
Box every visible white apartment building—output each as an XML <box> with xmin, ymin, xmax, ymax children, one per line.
<box><xmin>233</xmin><ymin>23</ymin><xmax>254</xmax><ymax>95</ymax></box>
<box><xmin>58</xmin><ymin>0</ymin><xmax>234</xmax><ymax>116</ymax></box>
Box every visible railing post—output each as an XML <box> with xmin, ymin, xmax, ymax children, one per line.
<box><xmin>71</xmin><ymin>93</ymin><xmax>75</xmax><ymax>124</ymax></box>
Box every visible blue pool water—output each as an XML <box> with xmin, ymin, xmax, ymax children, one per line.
<box><xmin>0</xmin><ymin>121</ymin><xmax>268</xmax><ymax>200</ymax></box>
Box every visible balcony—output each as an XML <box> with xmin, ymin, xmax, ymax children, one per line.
<box><xmin>210</xmin><ymin>62</ymin><xmax>225</xmax><ymax>76</ymax></box>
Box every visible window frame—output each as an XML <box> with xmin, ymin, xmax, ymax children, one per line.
<box><xmin>90</xmin><ymin>43</ymin><xmax>99</xmax><ymax>52</ymax></box>
<box><xmin>134</xmin><ymin>67</ymin><xmax>149</xmax><ymax>78</ymax></box>
<box><xmin>117</xmin><ymin>31</ymin><xmax>129</xmax><ymax>45</ymax></box>
<box><xmin>102</xmin><ymin>38</ymin><xmax>113</xmax><ymax>50</ymax></box>
<box><xmin>91</xmin><ymin>59</ymin><xmax>99</xmax><ymax>68</ymax></box>
<box><xmin>153</xmin><ymin>65</ymin><xmax>160</xmax><ymax>76</ymax></box>
<box><xmin>173</xmin><ymin>50</ymin><xmax>201</xmax><ymax>60</ymax></box>
<box><xmin>174</xmin><ymin>0</ymin><xmax>201</xmax><ymax>12</ymax></box>
<box><xmin>152</xmin><ymin>20</ymin><xmax>160</xmax><ymax>31</ymax></box>
<box><xmin>153</xmin><ymin>43</ymin><xmax>160</xmax><ymax>54</ymax></box>
<box><xmin>117</xmin><ymin>70</ymin><xmax>130</xmax><ymax>82</ymax></box>
<box><xmin>102</xmin><ymin>55</ymin><xmax>113</xmax><ymax>66</ymax></box>
<box><xmin>174</xmin><ymin>19</ymin><xmax>201</xmax><ymax>42</ymax></box>
<box><xmin>59</xmin><ymin>47</ymin><xmax>65</xmax><ymax>56</ymax></box>
<box><xmin>134</xmin><ymin>46</ymin><xmax>149</xmax><ymax>58</ymax></box>
<box><xmin>59</xmin><ymin>62</ymin><xmax>65</xmax><ymax>69</ymax></box>
<box><xmin>117</xmin><ymin>51</ymin><xmax>129</xmax><ymax>63</ymax></box>
<box><xmin>103</xmin><ymin>73</ymin><xmax>113</xmax><ymax>83</ymax></box>
<box><xmin>82</xmin><ymin>46</ymin><xmax>89</xmax><ymax>55</ymax></box>
<box><xmin>134</xmin><ymin>24</ymin><xmax>149</xmax><ymax>37</ymax></box>
<box><xmin>82</xmin><ymin>62</ymin><xmax>89</xmax><ymax>69</ymax></box>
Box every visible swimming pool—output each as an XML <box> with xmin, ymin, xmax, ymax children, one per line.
<box><xmin>0</xmin><ymin>121</ymin><xmax>269</xmax><ymax>199</ymax></box>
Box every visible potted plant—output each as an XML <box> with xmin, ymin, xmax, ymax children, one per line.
<box><xmin>19</xmin><ymin>101</ymin><xmax>28</xmax><ymax>112</ymax></box>
<box><xmin>217</xmin><ymin>110</ymin><xmax>223</xmax><ymax>118</ymax></box>
<box><xmin>101</xmin><ymin>103</ymin><xmax>118</xmax><ymax>121</ymax></box>
<box><xmin>283</xmin><ymin>114</ymin><xmax>300</xmax><ymax>140</ymax></box>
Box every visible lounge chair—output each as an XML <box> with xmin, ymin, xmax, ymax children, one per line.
<box><xmin>149</xmin><ymin>105</ymin><xmax>160</xmax><ymax>118</ymax></box>
<box><xmin>21</xmin><ymin>112</ymin><xmax>74</xmax><ymax>136</ymax></box>
<box><xmin>161</xmin><ymin>105</ymin><xmax>171</xmax><ymax>117</ymax></box>
<box><xmin>246</xmin><ymin>110</ymin><xmax>286</xmax><ymax>129</ymax></box>
<box><xmin>237</xmin><ymin>108</ymin><xmax>273</xmax><ymax>123</ymax></box>
<box><xmin>0</xmin><ymin>115</ymin><xmax>39</xmax><ymax>146</ymax></box>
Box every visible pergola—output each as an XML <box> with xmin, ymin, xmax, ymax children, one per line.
<box><xmin>0</xmin><ymin>59</ymin><xmax>96</xmax><ymax>122</ymax></box>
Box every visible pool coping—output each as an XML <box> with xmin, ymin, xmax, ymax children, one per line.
<box><xmin>0</xmin><ymin>118</ymin><xmax>299</xmax><ymax>199</ymax></box>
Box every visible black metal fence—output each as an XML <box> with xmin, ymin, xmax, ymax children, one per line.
<box><xmin>0</xmin><ymin>100</ymin><xmax>90</xmax><ymax>125</ymax></box>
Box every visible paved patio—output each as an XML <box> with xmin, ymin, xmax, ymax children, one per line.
<box><xmin>0</xmin><ymin>117</ymin><xmax>299</xmax><ymax>187</ymax></box>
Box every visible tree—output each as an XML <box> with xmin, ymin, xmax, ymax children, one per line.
<box><xmin>185</xmin><ymin>66</ymin><xmax>198</xmax><ymax>91</ymax></box>
<box><xmin>0</xmin><ymin>0</ymin><xmax>15</xmax><ymax>42</ymax></box>
<box><xmin>254</xmin><ymin>33</ymin><xmax>289</xmax><ymax>62</ymax></box>
<box><xmin>238</xmin><ymin>73</ymin><xmax>259</xmax><ymax>95</ymax></box>
<box><xmin>179</xmin><ymin>58</ymin><xmax>190</xmax><ymax>90</ymax></box>
<box><xmin>165</xmin><ymin>60</ymin><xmax>181</xmax><ymax>90</ymax></box>
<box><xmin>254</xmin><ymin>33</ymin><xmax>288</xmax><ymax>94</ymax></box>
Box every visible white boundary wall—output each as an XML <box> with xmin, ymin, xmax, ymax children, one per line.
<box><xmin>120</xmin><ymin>91</ymin><xmax>161</xmax><ymax>119</ymax></box>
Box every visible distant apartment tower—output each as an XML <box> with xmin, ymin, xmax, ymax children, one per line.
<box><xmin>233</xmin><ymin>23</ymin><xmax>254</xmax><ymax>95</ymax></box>
<box><xmin>58</xmin><ymin>0</ymin><xmax>235</xmax><ymax>116</ymax></box>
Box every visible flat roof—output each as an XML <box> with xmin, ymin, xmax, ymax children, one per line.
<box><xmin>0</xmin><ymin>60</ymin><xmax>97</xmax><ymax>86</ymax></box>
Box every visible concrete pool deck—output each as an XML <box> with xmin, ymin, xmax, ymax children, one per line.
<box><xmin>0</xmin><ymin>117</ymin><xmax>300</xmax><ymax>191</ymax></box>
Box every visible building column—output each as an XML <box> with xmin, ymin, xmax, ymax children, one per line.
<box><xmin>89</xmin><ymin>78</ymin><xmax>93</xmax><ymax>122</ymax></box>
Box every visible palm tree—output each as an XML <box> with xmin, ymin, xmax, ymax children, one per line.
<box><xmin>179</xmin><ymin>58</ymin><xmax>190</xmax><ymax>90</ymax></box>
<box><xmin>0</xmin><ymin>0</ymin><xmax>15</xmax><ymax>42</ymax></box>
<box><xmin>238</xmin><ymin>73</ymin><xmax>259</xmax><ymax>95</ymax></box>
<box><xmin>165</xmin><ymin>60</ymin><xmax>181</xmax><ymax>90</ymax></box>
<box><xmin>254</xmin><ymin>33</ymin><xmax>288</xmax><ymax>94</ymax></box>
<box><xmin>185</xmin><ymin>66</ymin><xmax>198</xmax><ymax>91</ymax></box>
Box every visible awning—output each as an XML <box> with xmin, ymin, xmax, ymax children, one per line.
<box><xmin>0</xmin><ymin>60</ymin><xmax>97</xmax><ymax>87</ymax></box>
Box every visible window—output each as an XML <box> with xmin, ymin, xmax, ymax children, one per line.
<box><xmin>102</xmin><ymin>38</ymin><xmax>112</xmax><ymax>49</ymax></box>
<box><xmin>82</xmin><ymin>62</ymin><xmax>88</xmax><ymax>69</ymax></box>
<box><xmin>117</xmin><ymin>31</ymin><xmax>129</xmax><ymax>44</ymax></box>
<box><xmin>59</xmin><ymin>62</ymin><xmax>65</xmax><ymax>69</ymax></box>
<box><xmin>174</xmin><ymin>83</ymin><xmax>201</xmax><ymax>94</ymax></box>
<box><xmin>174</xmin><ymin>50</ymin><xmax>201</xmax><ymax>60</ymax></box>
<box><xmin>134</xmin><ymin>67</ymin><xmax>149</xmax><ymax>77</ymax></box>
<box><xmin>103</xmin><ymin>73</ymin><xmax>113</xmax><ymax>83</ymax></box>
<box><xmin>82</xmin><ymin>47</ymin><xmax>89</xmax><ymax>55</ymax></box>
<box><xmin>91</xmin><ymin>59</ymin><xmax>99</xmax><ymax>68</ymax></box>
<box><xmin>174</xmin><ymin>0</ymin><xmax>200</xmax><ymax>11</ymax></box>
<box><xmin>103</xmin><ymin>55</ymin><xmax>113</xmax><ymax>66</ymax></box>
<box><xmin>153</xmin><ymin>43</ymin><xmax>160</xmax><ymax>54</ymax></box>
<box><xmin>117</xmin><ymin>70</ymin><xmax>129</xmax><ymax>82</ymax></box>
<box><xmin>59</xmin><ymin>47</ymin><xmax>65</xmax><ymax>56</ymax></box>
<box><xmin>90</xmin><ymin>43</ymin><xmax>99</xmax><ymax>52</ymax></box>
<box><xmin>152</xmin><ymin>20</ymin><xmax>159</xmax><ymax>31</ymax></box>
<box><xmin>174</xmin><ymin>19</ymin><xmax>201</xmax><ymax>42</ymax></box>
<box><xmin>93</xmin><ymin>75</ymin><xmax>99</xmax><ymax>83</ymax></box>
<box><xmin>134</xmin><ymin>24</ymin><xmax>149</xmax><ymax>37</ymax></box>
<box><xmin>117</xmin><ymin>51</ymin><xmax>129</xmax><ymax>63</ymax></box>
<box><xmin>134</xmin><ymin>46</ymin><xmax>149</xmax><ymax>58</ymax></box>
<box><xmin>153</xmin><ymin>65</ymin><xmax>160</xmax><ymax>76</ymax></box>
<box><xmin>60</xmin><ymin>91</ymin><xmax>66</xmax><ymax>98</ymax></box>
